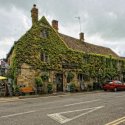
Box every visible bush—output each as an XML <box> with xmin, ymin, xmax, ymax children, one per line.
<box><xmin>35</xmin><ymin>77</ymin><xmax>43</xmax><ymax>94</ymax></box>
<box><xmin>47</xmin><ymin>83</ymin><xmax>53</xmax><ymax>93</ymax></box>
<box><xmin>93</xmin><ymin>82</ymin><xmax>103</xmax><ymax>90</ymax></box>
<box><xmin>87</xmin><ymin>84</ymin><xmax>93</xmax><ymax>91</ymax></box>
<box><xmin>13</xmin><ymin>85</ymin><xmax>20</xmax><ymax>96</ymax></box>
<box><xmin>69</xmin><ymin>83</ymin><xmax>76</xmax><ymax>92</ymax></box>
<box><xmin>35</xmin><ymin>77</ymin><xmax>43</xmax><ymax>87</ymax></box>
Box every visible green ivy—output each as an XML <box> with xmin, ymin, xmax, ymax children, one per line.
<box><xmin>9</xmin><ymin>16</ymin><xmax>125</xmax><ymax>82</ymax></box>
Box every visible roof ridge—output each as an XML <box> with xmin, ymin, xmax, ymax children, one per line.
<box><xmin>59</xmin><ymin>33</ymin><xmax>111</xmax><ymax>49</ymax></box>
<box><xmin>59</xmin><ymin>33</ymin><xmax>119</xmax><ymax>58</ymax></box>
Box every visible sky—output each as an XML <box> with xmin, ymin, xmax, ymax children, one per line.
<box><xmin>0</xmin><ymin>0</ymin><xmax>125</xmax><ymax>59</ymax></box>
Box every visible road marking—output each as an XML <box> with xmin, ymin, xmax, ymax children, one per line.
<box><xmin>105</xmin><ymin>116</ymin><xmax>125</xmax><ymax>125</ymax></box>
<box><xmin>0</xmin><ymin>99</ymin><xmax>103</xmax><ymax>120</ymax></box>
<box><xmin>0</xmin><ymin>110</ymin><xmax>36</xmax><ymax>118</ymax></box>
<box><xmin>48</xmin><ymin>106</ymin><xmax>104</xmax><ymax>124</ymax></box>
<box><xmin>64</xmin><ymin>99</ymin><xmax>100</xmax><ymax>106</ymax></box>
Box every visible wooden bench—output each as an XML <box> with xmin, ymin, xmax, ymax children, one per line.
<box><xmin>20</xmin><ymin>87</ymin><xmax>34</xmax><ymax>95</ymax></box>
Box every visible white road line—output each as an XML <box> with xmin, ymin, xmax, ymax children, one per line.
<box><xmin>64</xmin><ymin>99</ymin><xmax>100</xmax><ymax>106</ymax></box>
<box><xmin>115</xmin><ymin>119</ymin><xmax>125</xmax><ymax>125</ymax></box>
<box><xmin>105</xmin><ymin>116</ymin><xmax>125</xmax><ymax>125</ymax></box>
<box><xmin>0</xmin><ymin>110</ymin><xmax>36</xmax><ymax>118</ymax></box>
<box><xmin>48</xmin><ymin>106</ymin><xmax>104</xmax><ymax>124</ymax></box>
<box><xmin>48</xmin><ymin>113</ymin><xmax>70</xmax><ymax>124</ymax></box>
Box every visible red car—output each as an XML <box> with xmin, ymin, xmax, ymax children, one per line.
<box><xmin>103</xmin><ymin>80</ymin><xmax>125</xmax><ymax>92</ymax></box>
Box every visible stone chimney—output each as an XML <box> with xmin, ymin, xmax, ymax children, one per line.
<box><xmin>31</xmin><ymin>4</ymin><xmax>38</xmax><ymax>25</ymax></box>
<box><xmin>52</xmin><ymin>20</ymin><xmax>58</xmax><ymax>31</ymax></box>
<box><xmin>79</xmin><ymin>32</ymin><xmax>84</xmax><ymax>42</ymax></box>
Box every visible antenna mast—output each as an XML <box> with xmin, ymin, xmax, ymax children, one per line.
<box><xmin>75</xmin><ymin>16</ymin><xmax>81</xmax><ymax>32</ymax></box>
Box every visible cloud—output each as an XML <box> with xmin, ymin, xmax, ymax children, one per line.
<box><xmin>0</xmin><ymin>0</ymin><xmax>125</xmax><ymax>58</ymax></box>
<box><xmin>0</xmin><ymin>5</ymin><xmax>31</xmax><ymax>58</ymax></box>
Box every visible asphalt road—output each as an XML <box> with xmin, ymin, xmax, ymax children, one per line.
<box><xmin>0</xmin><ymin>91</ymin><xmax>125</xmax><ymax>125</ymax></box>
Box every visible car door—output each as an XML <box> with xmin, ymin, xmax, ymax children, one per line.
<box><xmin>114</xmin><ymin>81</ymin><xmax>121</xmax><ymax>90</ymax></box>
<box><xmin>116</xmin><ymin>81</ymin><xmax>123</xmax><ymax>90</ymax></box>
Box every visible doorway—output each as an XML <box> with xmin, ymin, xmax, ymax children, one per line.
<box><xmin>55</xmin><ymin>73</ymin><xmax>63</xmax><ymax>92</ymax></box>
<box><xmin>78</xmin><ymin>74</ymin><xmax>85</xmax><ymax>91</ymax></box>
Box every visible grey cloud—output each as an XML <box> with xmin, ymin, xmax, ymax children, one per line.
<box><xmin>0</xmin><ymin>7</ymin><xmax>31</xmax><ymax>40</ymax></box>
<box><xmin>0</xmin><ymin>0</ymin><xmax>125</xmax><ymax>58</ymax></box>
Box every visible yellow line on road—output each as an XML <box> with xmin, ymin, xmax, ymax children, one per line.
<box><xmin>105</xmin><ymin>116</ymin><xmax>125</xmax><ymax>125</ymax></box>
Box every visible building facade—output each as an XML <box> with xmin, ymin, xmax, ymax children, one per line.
<box><xmin>7</xmin><ymin>5</ymin><xmax>125</xmax><ymax>92</ymax></box>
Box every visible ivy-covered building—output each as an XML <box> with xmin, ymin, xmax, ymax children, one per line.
<box><xmin>7</xmin><ymin>5</ymin><xmax>125</xmax><ymax>92</ymax></box>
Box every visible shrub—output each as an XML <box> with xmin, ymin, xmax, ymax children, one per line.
<box><xmin>93</xmin><ymin>82</ymin><xmax>103</xmax><ymax>90</ymax></box>
<box><xmin>87</xmin><ymin>84</ymin><xmax>93</xmax><ymax>91</ymax></box>
<box><xmin>35</xmin><ymin>77</ymin><xmax>43</xmax><ymax>87</ymax></box>
<box><xmin>13</xmin><ymin>85</ymin><xmax>20</xmax><ymax>96</ymax></box>
<box><xmin>69</xmin><ymin>83</ymin><xmax>76</xmax><ymax>92</ymax></box>
<box><xmin>47</xmin><ymin>83</ymin><xmax>53</xmax><ymax>93</ymax></box>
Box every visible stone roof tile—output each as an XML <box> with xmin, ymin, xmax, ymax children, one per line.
<box><xmin>59</xmin><ymin>33</ymin><xmax>119</xmax><ymax>58</ymax></box>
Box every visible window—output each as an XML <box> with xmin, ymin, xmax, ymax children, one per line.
<box><xmin>83</xmin><ymin>53</ymin><xmax>90</xmax><ymax>64</ymax></box>
<box><xmin>114</xmin><ymin>81</ymin><xmax>122</xmax><ymax>84</ymax></box>
<box><xmin>40</xmin><ymin>29</ymin><xmax>48</xmax><ymax>38</ymax></box>
<box><xmin>109</xmin><ymin>82</ymin><xmax>113</xmax><ymax>84</ymax></box>
<box><xmin>83</xmin><ymin>56</ymin><xmax>89</xmax><ymax>64</ymax></box>
<box><xmin>41</xmin><ymin>53</ymin><xmax>49</xmax><ymax>62</ymax></box>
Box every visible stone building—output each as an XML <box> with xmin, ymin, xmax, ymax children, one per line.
<box><xmin>7</xmin><ymin>5</ymin><xmax>125</xmax><ymax>92</ymax></box>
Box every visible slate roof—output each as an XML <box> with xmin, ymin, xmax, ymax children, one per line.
<box><xmin>59</xmin><ymin>33</ymin><xmax>119</xmax><ymax>58</ymax></box>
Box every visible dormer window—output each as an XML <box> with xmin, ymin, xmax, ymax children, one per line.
<box><xmin>40</xmin><ymin>29</ymin><xmax>48</xmax><ymax>38</ymax></box>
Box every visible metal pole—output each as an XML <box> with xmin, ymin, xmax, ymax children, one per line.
<box><xmin>75</xmin><ymin>16</ymin><xmax>81</xmax><ymax>32</ymax></box>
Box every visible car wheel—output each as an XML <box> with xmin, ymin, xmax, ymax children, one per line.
<box><xmin>104</xmin><ymin>89</ymin><xmax>107</xmax><ymax>91</ymax></box>
<box><xmin>114</xmin><ymin>88</ymin><xmax>117</xmax><ymax>92</ymax></box>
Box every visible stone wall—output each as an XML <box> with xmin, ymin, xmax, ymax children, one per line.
<box><xmin>16</xmin><ymin>64</ymin><xmax>95</xmax><ymax>92</ymax></box>
<box><xmin>17</xmin><ymin>63</ymin><xmax>39</xmax><ymax>87</ymax></box>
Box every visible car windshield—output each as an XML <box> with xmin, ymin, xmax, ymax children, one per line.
<box><xmin>109</xmin><ymin>82</ymin><xmax>113</xmax><ymax>84</ymax></box>
<box><xmin>114</xmin><ymin>81</ymin><xmax>122</xmax><ymax>84</ymax></box>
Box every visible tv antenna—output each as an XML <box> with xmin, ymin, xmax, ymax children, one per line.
<box><xmin>75</xmin><ymin>16</ymin><xmax>81</xmax><ymax>32</ymax></box>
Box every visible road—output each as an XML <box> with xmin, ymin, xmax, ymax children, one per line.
<box><xmin>0</xmin><ymin>91</ymin><xmax>125</xmax><ymax>125</ymax></box>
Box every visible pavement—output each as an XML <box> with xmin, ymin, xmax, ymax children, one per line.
<box><xmin>0</xmin><ymin>97</ymin><xmax>19</xmax><ymax>103</ymax></box>
<box><xmin>0</xmin><ymin>91</ymin><xmax>125</xmax><ymax>125</ymax></box>
<box><xmin>0</xmin><ymin>90</ymin><xmax>102</xmax><ymax>102</ymax></box>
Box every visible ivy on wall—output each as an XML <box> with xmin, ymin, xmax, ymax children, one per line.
<box><xmin>8</xmin><ymin>16</ymin><xmax>125</xmax><ymax>82</ymax></box>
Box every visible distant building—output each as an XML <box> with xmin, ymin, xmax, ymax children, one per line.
<box><xmin>6</xmin><ymin>5</ymin><xmax>125</xmax><ymax>92</ymax></box>
<box><xmin>0</xmin><ymin>59</ymin><xmax>8</xmax><ymax>76</ymax></box>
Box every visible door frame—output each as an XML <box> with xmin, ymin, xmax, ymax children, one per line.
<box><xmin>55</xmin><ymin>73</ymin><xmax>63</xmax><ymax>92</ymax></box>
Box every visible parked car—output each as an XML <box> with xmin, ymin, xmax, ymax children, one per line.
<box><xmin>103</xmin><ymin>80</ymin><xmax>125</xmax><ymax>92</ymax></box>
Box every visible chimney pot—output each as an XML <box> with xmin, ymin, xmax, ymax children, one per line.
<box><xmin>79</xmin><ymin>32</ymin><xmax>84</xmax><ymax>42</ymax></box>
<box><xmin>31</xmin><ymin>4</ymin><xmax>38</xmax><ymax>25</ymax></box>
<box><xmin>33</xmin><ymin>4</ymin><xmax>36</xmax><ymax>7</ymax></box>
<box><xmin>52</xmin><ymin>20</ymin><xmax>58</xmax><ymax>31</ymax></box>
